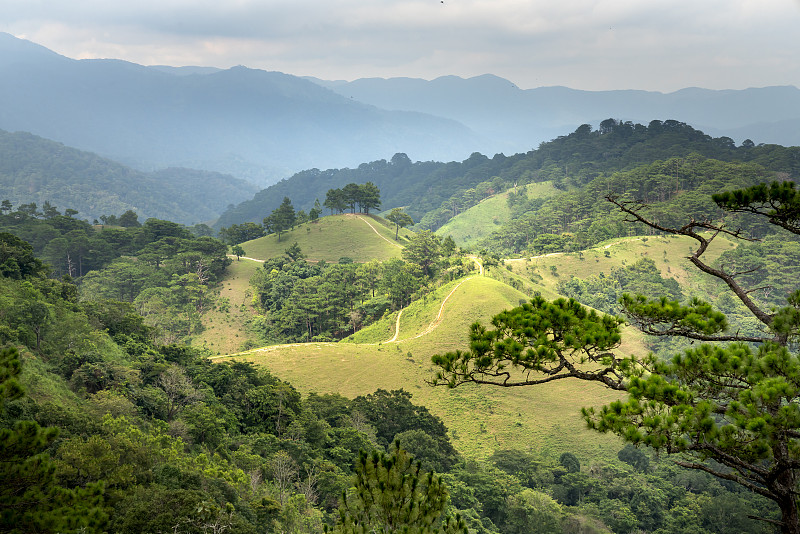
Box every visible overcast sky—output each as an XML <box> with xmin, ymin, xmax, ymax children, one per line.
<box><xmin>4</xmin><ymin>0</ymin><xmax>800</xmax><ymax>92</ymax></box>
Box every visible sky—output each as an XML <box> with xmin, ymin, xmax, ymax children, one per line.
<box><xmin>4</xmin><ymin>0</ymin><xmax>800</xmax><ymax>92</ymax></box>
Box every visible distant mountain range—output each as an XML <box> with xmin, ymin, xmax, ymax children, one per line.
<box><xmin>0</xmin><ymin>33</ymin><xmax>479</xmax><ymax>187</ymax></box>
<box><xmin>0</xmin><ymin>129</ymin><xmax>257</xmax><ymax>225</ymax></box>
<box><xmin>2</xmin><ymin>31</ymin><xmax>798</xmax><ymax>206</ymax></box>
<box><xmin>309</xmin><ymin>75</ymin><xmax>800</xmax><ymax>156</ymax></box>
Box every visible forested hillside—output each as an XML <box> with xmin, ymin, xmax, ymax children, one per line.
<box><xmin>3</xmin><ymin>114</ymin><xmax>800</xmax><ymax>532</ymax></box>
<box><xmin>0</xmin><ymin>129</ymin><xmax>257</xmax><ymax>225</ymax></box>
<box><xmin>216</xmin><ymin>120</ymin><xmax>800</xmax><ymax>233</ymax></box>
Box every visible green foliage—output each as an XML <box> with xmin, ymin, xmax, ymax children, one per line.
<box><xmin>324</xmin><ymin>183</ymin><xmax>382</xmax><ymax>215</ymax></box>
<box><xmin>219</xmin><ymin>222</ymin><xmax>265</xmax><ymax>245</ymax></box>
<box><xmin>558</xmin><ymin>257</ymin><xmax>683</xmax><ymax>315</ymax></box>
<box><xmin>503</xmin><ymin>488</ymin><xmax>563</xmax><ymax>534</ymax></box>
<box><xmin>329</xmin><ymin>442</ymin><xmax>466</xmax><ymax>534</ymax></box>
<box><xmin>482</xmin><ymin>156</ymin><xmax>778</xmax><ymax>256</ymax></box>
<box><xmin>0</xmin><ymin>347</ymin><xmax>107</xmax><ymax>532</ymax></box>
<box><xmin>351</xmin><ymin>389</ymin><xmax>457</xmax><ymax>466</ymax></box>
<box><xmin>431</xmin><ymin>296</ymin><xmax>627</xmax><ymax>389</ymax></box>
<box><xmin>285</xmin><ymin>241</ymin><xmax>306</xmax><ymax>262</ymax></box>
<box><xmin>264</xmin><ymin>196</ymin><xmax>297</xmax><ymax>242</ymax></box>
<box><xmin>713</xmin><ymin>180</ymin><xmax>800</xmax><ymax>235</ymax></box>
<box><xmin>402</xmin><ymin>230</ymin><xmax>443</xmax><ymax>279</ymax></box>
<box><xmin>617</xmin><ymin>444</ymin><xmax>650</xmax><ymax>473</ymax></box>
<box><xmin>0</xmin><ymin>232</ymin><xmax>47</xmax><ymax>279</ymax></box>
<box><xmin>387</xmin><ymin>207</ymin><xmax>415</xmax><ymax>240</ymax></box>
<box><xmin>558</xmin><ymin>452</ymin><xmax>580</xmax><ymax>474</ymax></box>
<box><xmin>434</xmin><ymin>180</ymin><xmax>800</xmax><ymax>532</ymax></box>
<box><xmin>231</xmin><ymin>244</ymin><xmax>245</xmax><ymax>259</ymax></box>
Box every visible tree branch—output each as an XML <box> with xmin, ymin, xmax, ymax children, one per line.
<box><xmin>673</xmin><ymin>460</ymin><xmax>774</xmax><ymax>501</ymax></box>
<box><xmin>606</xmin><ymin>195</ymin><xmax>775</xmax><ymax>331</ymax></box>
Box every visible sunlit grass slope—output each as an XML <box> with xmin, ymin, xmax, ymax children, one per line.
<box><xmin>436</xmin><ymin>182</ymin><xmax>558</xmax><ymax>249</ymax></box>
<box><xmin>238</xmin><ymin>214</ymin><xmax>413</xmax><ymax>262</ymax></box>
<box><xmin>193</xmin><ymin>258</ymin><xmax>261</xmax><ymax>355</ymax></box>
<box><xmin>217</xmin><ymin>275</ymin><xmax>625</xmax><ymax>461</ymax></box>
<box><xmin>205</xmin><ymin>226</ymin><xmax>735</xmax><ymax>462</ymax></box>
<box><xmin>501</xmin><ymin>233</ymin><xmax>737</xmax><ymax>299</ymax></box>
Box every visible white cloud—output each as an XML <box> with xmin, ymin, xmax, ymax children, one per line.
<box><xmin>3</xmin><ymin>0</ymin><xmax>799</xmax><ymax>90</ymax></box>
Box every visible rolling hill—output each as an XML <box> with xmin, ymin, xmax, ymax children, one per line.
<box><xmin>435</xmin><ymin>181</ymin><xmax>559</xmax><ymax>248</ymax></box>
<box><xmin>235</xmin><ymin>213</ymin><xmax>412</xmax><ymax>263</ymax></box>
<box><xmin>203</xmin><ymin>221</ymin><xmax>739</xmax><ymax>460</ymax></box>
<box><xmin>216</xmin><ymin>275</ymin><xmax>625</xmax><ymax>460</ymax></box>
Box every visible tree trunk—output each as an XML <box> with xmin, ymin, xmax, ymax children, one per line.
<box><xmin>779</xmin><ymin>497</ymin><xmax>799</xmax><ymax>534</ymax></box>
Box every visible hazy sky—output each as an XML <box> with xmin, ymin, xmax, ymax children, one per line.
<box><xmin>4</xmin><ymin>0</ymin><xmax>800</xmax><ymax>91</ymax></box>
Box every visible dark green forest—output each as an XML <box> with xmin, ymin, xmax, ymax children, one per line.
<box><xmin>215</xmin><ymin>120</ymin><xmax>800</xmax><ymax>233</ymax></box>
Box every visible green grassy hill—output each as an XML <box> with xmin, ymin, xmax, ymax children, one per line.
<box><xmin>193</xmin><ymin>258</ymin><xmax>263</xmax><ymax>355</ymax></box>
<box><xmin>205</xmin><ymin>223</ymin><xmax>737</xmax><ymax>462</ymax></box>
<box><xmin>215</xmin><ymin>275</ymin><xmax>625</xmax><ymax>460</ymax></box>
<box><xmin>499</xmin><ymin>233</ymin><xmax>736</xmax><ymax>299</ymax></box>
<box><xmin>436</xmin><ymin>182</ymin><xmax>558</xmax><ymax>249</ymax></box>
<box><xmin>237</xmin><ymin>213</ymin><xmax>413</xmax><ymax>263</ymax></box>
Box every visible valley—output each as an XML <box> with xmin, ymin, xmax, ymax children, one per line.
<box><xmin>1</xmin><ymin>115</ymin><xmax>798</xmax><ymax>533</ymax></box>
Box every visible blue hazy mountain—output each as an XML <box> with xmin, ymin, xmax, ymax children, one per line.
<box><xmin>309</xmin><ymin>74</ymin><xmax>800</xmax><ymax>155</ymax></box>
<box><xmin>0</xmin><ymin>129</ymin><xmax>258</xmax><ymax>225</ymax></box>
<box><xmin>0</xmin><ymin>33</ymin><xmax>480</xmax><ymax>187</ymax></box>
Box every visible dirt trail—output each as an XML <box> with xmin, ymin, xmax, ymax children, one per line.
<box><xmin>356</xmin><ymin>215</ymin><xmax>403</xmax><ymax>249</ymax></box>
<box><xmin>228</xmin><ymin>255</ymin><xmax>265</xmax><ymax>263</ymax></box>
<box><xmin>212</xmin><ymin>274</ymin><xmax>477</xmax><ymax>359</ymax></box>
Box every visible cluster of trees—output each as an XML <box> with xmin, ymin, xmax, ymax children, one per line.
<box><xmin>481</xmin><ymin>156</ymin><xmax>778</xmax><ymax>256</ymax></box>
<box><xmin>97</xmin><ymin>209</ymin><xmax>141</xmax><ymax>227</ymax></box>
<box><xmin>0</xmin><ymin>201</ymin><xmax>221</xmax><ymax>277</ymax></box>
<box><xmin>77</xmin><ymin>222</ymin><xmax>231</xmax><ymax>343</ymax></box>
<box><xmin>0</xmin><ymin>202</ymin><xmax>233</xmax><ymax>344</ymax></box>
<box><xmin>323</xmin><ymin>182</ymin><xmax>381</xmax><ymax>215</ymax></box>
<box><xmin>221</xmin><ymin>184</ymin><xmax>386</xmax><ymax>247</ymax></box>
<box><xmin>221</xmin><ymin>196</ymin><xmax>326</xmax><ymax>245</ymax></box>
<box><xmin>557</xmin><ymin>257</ymin><xmax>683</xmax><ymax>316</ymax></box>
<box><xmin>248</xmin><ymin>232</ymin><xmax>464</xmax><ymax>344</ymax></box>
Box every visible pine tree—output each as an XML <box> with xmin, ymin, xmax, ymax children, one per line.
<box><xmin>327</xmin><ymin>441</ymin><xmax>466</xmax><ymax>534</ymax></box>
<box><xmin>0</xmin><ymin>347</ymin><xmax>107</xmax><ymax>532</ymax></box>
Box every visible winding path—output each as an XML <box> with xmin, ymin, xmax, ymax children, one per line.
<box><xmin>229</xmin><ymin>255</ymin><xmax>265</xmax><ymax>263</ymax></box>
<box><xmin>216</xmin><ymin>236</ymin><xmax>484</xmax><ymax>357</ymax></box>
<box><xmin>212</xmin><ymin>272</ymin><xmax>480</xmax><ymax>360</ymax></box>
<box><xmin>396</xmin><ymin>276</ymin><xmax>474</xmax><ymax>342</ymax></box>
<box><xmin>356</xmin><ymin>215</ymin><xmax>403</xmax><ymax>249</ymax></box>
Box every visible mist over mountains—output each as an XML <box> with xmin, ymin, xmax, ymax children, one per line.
<box><xmin>1</xmin><ymin>31</ymin><xmax>799</xmax><ymax>221</ymax></box>
<box><xmin>0</xmin><ymin>33</ymin><xmax>479</xmax><ymax>187</ymax></box>
<box><xmin>0</xmin><ymin>129</ymin><xmax>258</xmax><ymax>225</ymax></box>
<box><xmin>310</xmin><ymin>75</ymin><xmax>800</xmax><ymax>157</ymax></box>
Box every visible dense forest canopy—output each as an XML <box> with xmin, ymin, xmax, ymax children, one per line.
<box><xmin>215</xmin><ymin>120</ymin><xmax>800</xmax><ymax>233</ymax></box>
